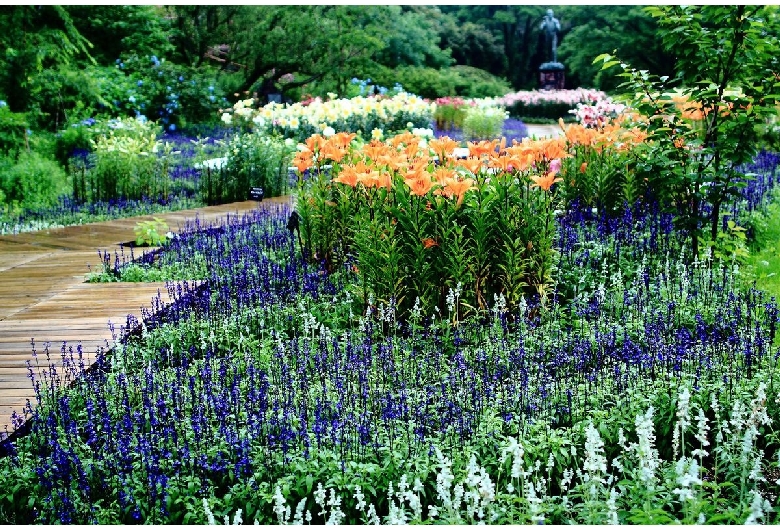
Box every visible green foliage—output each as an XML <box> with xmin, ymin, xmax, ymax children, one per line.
<box><xmin>372</xmin><ymin>65</ymin><xmax>511</xmax><ymax>100</ymax></box>
<box><xmin>200</xmin><ymin>134</ymin><xmax>294</xmax><ymax>205</ymax></box>
<box><xmin>557</xmin><ymin>5</ymin><xmax>676</xmax><ymax>92</ymax></box>
<box><xmin>134</xmin><ymin>217</ymin><xmax>169</xmax><ymax>247</ymax></box>
<box><xmin>70</xmin><ymin>117</ymin><xmax>176</xmax><ymax>203</ymax></box>
<box><xmin>0</xmin><ymin>104</ymin><xmax>29</xmax><ymax>155</ymax></box>
<box><xmin>66</xmin><ymin>5</ymin><xmax>173</xmax><ymax>65</ymax></box>
<box><xmin>598</xmin><ymin>5</ymin><xmax>780</xmax><ymax>259</ymax></box>
<box><xmin>432</xmin><ymin>98</ymin><xmax>468</xmax><ymax>131</ymax></box>
<box><xmin>461</xmin><ymin>105</ymin><xmax>507</xmax><ymax>141</ymax></box>
<box><xmin>0</xmin><ymin>151</ymin><xmax>68</xmax><ymax>211</ymax></box>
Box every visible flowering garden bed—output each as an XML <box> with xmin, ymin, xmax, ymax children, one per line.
<box><xmin>1</xmin><ymin>99</ymin><xmax>780</xmax><ymax>523</ymax></box>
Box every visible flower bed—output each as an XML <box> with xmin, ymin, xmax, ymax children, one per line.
<box><xmin>497</xmin><ymin>88</ymin><xmax>609</xmax><ymax>122</ymax></box>
<box><xmin>2</xmin><ymin>148</ymin><xmax>779</xmax><ymax>522</ymax></box>
<box><xmin>220</xmin><ymin>92</ymin><xmax>434</xmax><ymax>143</ymax></box>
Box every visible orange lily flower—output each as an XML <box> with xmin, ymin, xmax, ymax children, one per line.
<box><xmin>530</xmin><ymin>171</ymin><xmax>563</xmax><ymax>191</ymax></box>
<box><xmin>429</xmin><ymin>136</ymin><xmax>459</xmax><ymax>159</ymax></box>
<box><xmin>456</xmin><ymin>157</ymin><xmax>484</xmax><ymax>176</ymax></box>
<box><xmin>389</xmin><ymin>131</ymin><xmax>419</xmax><ymax>148</ymax></box>
<box><xmin>403</xmin><ymin>141</ymin><xmax>420</xmax><ymax>159</ymax></box>
<box><xmin>293</xmin><ymin>151</ymin><xmax>313</xmax><ymax>173</ymax></box>
<box><xmin>579</xmin><ymin>162</ymin><xmax>588</xmax><ymax>174</ymax></box>
<box><xmin>489</xmin><ymin>155</ymin><xmax>522</xmax><ymax>173</ymax></box>
<box><xmin>305</xmin><ymin>134</ymin><xmax>326</xmax><ymax>153</ymax></box>
<box><xmin>432</xmin><ymin>166</ymin><xmax>457</xmax><ymax>183</ymax></box>
<box><xmin>319</xmin><ymin>142</ymin><xmax>346</xmax><ymax>163</ymax></box>
<box><xmin>468</xmin><ymin>140</ymin><xmax>498</xmax><ymax>158</ymax></box>
<box><xmin>333</xmin><ymin>165</ymin><xmax>359</xmax><ymax>187</ymax></box>
<box><xmin>540</xmin><ymin>138</ymin><xmax>570</xmax><ymax>161</ymax></box>
<box><xmin>332</xmin><ymin>132</ymin><xmax>357</xmax><ymax>148</ymax></box>
<box><xmin>363</xmin><ymin>140</ymin><xmax>390</xmax><ymax>162</ymax></box>
<box><xmin>356</xmin><ymin>169</ymin><xmax>382</xmax><ymax>188</ymax></box>
<box><xmin>406</xmin><ymin>172</ymin><xmax>435</xmax><ymax>196</ymax></box>
<box><xmin>441</xmin><ymin>177</ymin><xmax>476</xmax><ymax>207</ymax></box>
<box><xmin>421</xmin><ymin>237</ymin><xmax>438</xmax><ymax>249</ymax></box>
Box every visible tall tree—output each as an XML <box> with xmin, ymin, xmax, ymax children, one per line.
<box><xmin>66</xmin><ymin>5</ymin><xmax>173</xmax><ymax>65</ymax></box>
<box><xmin>0</xmin><ymin>6</ymin><xmax>92</xmax><ymax>113</ymax></box>
<box><xmin>556</xmin><ymin>5</ymin><xmax>675</xmax><ymax>91</ymax></box>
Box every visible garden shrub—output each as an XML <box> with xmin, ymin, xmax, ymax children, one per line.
<box><xmin>107</xmin><ymin>55</ymin><xmax>229</xmax><ymax>131</ymax></box>
<box><xmin>461</xmin><ymin>104</ymin><xmax>507</xmax><ymax>141</ymax></box>
<box><xmin>598</xmin><ymin>4</ymin><xmax>780</xmax><ymax>259</ymax></box>
<box><xmin>200</xmin><ymin>134</ymin><xmax>295</xmax><ymax>204</ymax></box>
<box><xmin>433</xmin><ymin>97</ymin><xmax>469</xmax><ymax>131</ymax></box>
<box><xmin>0</xmin><ymin>151</ymin><xmax>69</xmax><ymax>211</ymax></box>
<box><xmin>71</xmin><ymin>116</ymin><xmax>173</xmax><ymax>203</ymax></box>
<box><xmin>371</xmin><ymin>65</ymin><xmax>511</xmax><ymax>100</ymax></box>
<box><xmin>0</xmin><ymin>103</ymin><xmax>29</xmax><ymax>155</ymax></box>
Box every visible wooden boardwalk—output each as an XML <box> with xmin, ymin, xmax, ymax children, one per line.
<box><xmin>0</xmin><ymin>198</ymin><xmax>290</xmax><ymax>435</ymax></box>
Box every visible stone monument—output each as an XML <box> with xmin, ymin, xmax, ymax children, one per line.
<box><xmin>539</xmin><ymin>9</ymin><xmax>565</xmax><ymax>90</ymax></box>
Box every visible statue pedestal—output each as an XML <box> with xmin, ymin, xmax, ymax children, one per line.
<box><xmin>539</xmin><ymin>62</ymin><xmax>565</xmax><ymax>90</ymax></box>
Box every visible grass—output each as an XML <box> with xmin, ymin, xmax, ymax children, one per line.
<box><xmin>745</xmin><ymin>191</ymin><xmax>780</xmax><ymax>299</ymax></box>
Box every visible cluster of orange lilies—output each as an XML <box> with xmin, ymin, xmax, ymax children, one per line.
<box><xmin>291</xmin><ymin>130</ymin><xmax>629</xmax><ymax>206</ymax></box>
<box><xmin>558</xmin><ymin>118</ymin><xmax>648</xmax><ymax>153</ymax></box>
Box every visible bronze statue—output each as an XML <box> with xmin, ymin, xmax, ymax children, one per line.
<box><xmin>540</xmin><ymin>9</ymin><xmax>561</xmax><ymax>63</ymax></box>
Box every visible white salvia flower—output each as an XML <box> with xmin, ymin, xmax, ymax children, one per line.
<box><xmin>293</xmin><ymin>499</ymin><xmax>307</xmax><ymax>525</ymax></box>
<box><xmin>427</xmin><ymin>505</ymin><xmax>439</xmax><ymax>519</ymax></box>
<box><xmin>692</xmin><ymin>406</ymin><xmax>710</xmax><ymax>460</ymax></box>
<box><xmin>354</xmin><ymin>485</ymin><xmax>366</xmax><ymax>512</ymax></box>
<box><xmin>748</xmin><ymin>382</ymin><xmax>772</xmax><ymax>428</ymax></box>
<box><xmin>546</xmin><ymin>452</ymin><xmax>555</xmax><ymax>476</ymax></box>
<box><xmin>561</xmin><ymin>468</ymin><xmax>574</xmax><ymax>491</ymax></box>
<box><xmin>674</xmin><ymin>387</ymin><xmax>692</xmax><ymax>460</ymax></box>
<box><xmin>446</xmin><ymin>287</ymin><xmax>456</xmax><ymax>314</ymax></box>
<box><xmin>748</xmin><ymin>455</ymin><xmax>763</xmax><ymax>482</ymax></box>
<box><xmin>526</xmin><ymin>480</ymin><xmax>545</xmax><ymax>524</ymax></box>
<box><xmin>631</xmin><ymin>406</ymin><xmax>660</xmax><ymax>487</ymax></box>
<box><xmin>231</xmin><ymin>509</ymin><xmax>243</xmax><ymax>526</ymax></box>
<box><xmin>583</xmin><ymin>421</ymin><xmax>607</xmax><ymax>484</ymax></box>
<box><xmin>272</xmin><ymin>485</ymin><xmax>290</xmax><ymax>524</ymax></box>
<box><xmin>411</xmin><ymin>297</ymin><xmax>422</xmax><ymax>322</ymax></box>
<box><xmin>325</xmin><ymin>488</ymin><xmax>345</xmax><ymax>525</ymax></box>
<box><xmin>697</xmin><ymin>512</ymin><xmax>706</xmax><ymax>524</ymax></box>
<box><xmin>453</xmin><ymin>483</ymin><xmax>465</xmax><ymax>514</ymax></box>
<box><xmin>435</xmin><ymin>447</ymin><xmax>455</xmax><ymax>511</ymax></box>
<box><xmin>364</xmin><ymin>504</ymin><xmax>379</xmax><ymax>525</ymax></box>
<box><xmin>672</xmin><ymin>456</ymin><xmax>702</xmax><ymax>503</ymax></box>
<box><xmin>501</xmin><ymin>436</ymin><xmax>525</xmax><ymax>479</ymax></box>
<box><xmin>203</xmin><ymin>498</ymin><xmax>216</xmax><ymax>525</ymax></box>
<box><xmin>742</xmin><ymin>426</ymin><xmax>759</xmax><ymax>466</ymax></box>
<box><xmin>606</xmin><ymin>488</ymin><xmax>620</xmax><ymax>525</ymax></box>
<box><xmin>744</xmin><ymin>489</ymin><xmax>771</xmax><ymax>525</ymax></box>
<box><xmin>505</xmin><ymin>482</ymin><xmax>515</xmax><ymax>493</ymax></box>
<box><xmin>314</xmin><ymin>483</ymin><xmax>327</xmax><ymax>517</ymax></box>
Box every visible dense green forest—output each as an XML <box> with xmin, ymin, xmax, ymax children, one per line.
<box><xmin>0</xmin><ymin>5</ymin><xmax>680</xmax><ymax>133</ymax></box>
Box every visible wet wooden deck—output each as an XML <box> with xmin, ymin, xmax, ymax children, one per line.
<box><xmin>0</xmin><ymin>198</ymin><xmax>290</xmax><ymax>434</ymax></box>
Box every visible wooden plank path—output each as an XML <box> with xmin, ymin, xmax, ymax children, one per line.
<box><xmin>0</xmin><ymin>198</ymin><xmax>291</xmax><ymax>436</ymax></box>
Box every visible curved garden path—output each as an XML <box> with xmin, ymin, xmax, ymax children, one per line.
<box><xmin>0</xmin><ymin>198</ymin><xmax>290</xmax><ymax>436</ymax></box>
